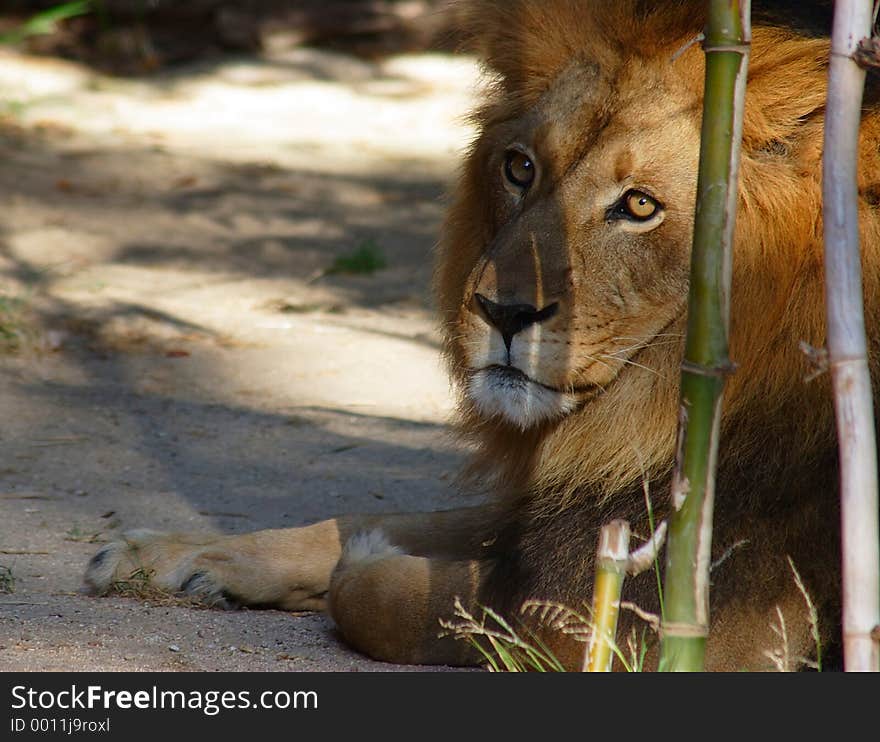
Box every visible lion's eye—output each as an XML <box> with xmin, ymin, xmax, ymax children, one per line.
<box><xmin>503</xmin><ymin>149</ymin><xmax>536</xmax><ymax>190</ymax></box>
<box><xmin>609</xmin><ymin>189</ymin><xmax>662</xmax><ymax>222</ymax></box>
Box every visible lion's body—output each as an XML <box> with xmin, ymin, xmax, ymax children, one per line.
<box><xmin>86</xmin><ymin>0</ymin><xmax>880</xmax><ymax>671</ymax></box>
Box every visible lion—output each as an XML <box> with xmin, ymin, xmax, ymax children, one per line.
<box><xmin>84</xmin><ymin>0</ymin><xmax>880</xmax><ymax>671</ymax></box>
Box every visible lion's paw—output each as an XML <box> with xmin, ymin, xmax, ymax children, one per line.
<box><xmin>84</xmin><ymin>529</ymin><xmax>235</xmax><ymax>608</ymax></box>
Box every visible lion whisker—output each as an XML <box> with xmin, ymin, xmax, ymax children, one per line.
<box><xmin>583</xmin><ymin>354</ymin><xmax>617</xmax><ymax>374</ymax></box>
<box><xmin>606</xmin><ymin>339</ymin><xmax>683</xmax><ymax>355</ymax></box>
<box><xmin>611</xmin><ymin>333</ymin><xmax>685</xmax><ymax>340</ymax></box>
<box><xmin>598</xmin><ymin>354</ymin><xmax>665</xmax><ymax>379</ymax></box>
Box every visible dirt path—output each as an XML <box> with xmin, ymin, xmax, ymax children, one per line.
<box><xmin>0</xmin><ymin>46</ymin><xmax>481</xmax><ymax>671</ymax></box>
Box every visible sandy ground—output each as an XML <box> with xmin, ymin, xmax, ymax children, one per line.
<box><xmin>0</xmin><ymin>45</ymin><xmax>484</xmax><ymax>671</ymax></box>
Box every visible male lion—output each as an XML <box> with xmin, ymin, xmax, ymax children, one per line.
<box><xmin>85</xmin><ymin>0</ymin><xmax>880</xmax><ymax>671</ymax></box>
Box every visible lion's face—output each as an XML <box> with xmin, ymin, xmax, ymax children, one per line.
<box><xmin>437</xmin><ymin>3</ymin><xmax>846</xmax><ymax>493</ymax></box>
<box><xmin>442</xmin><ymin>60</ymin><xmax>701</xmax><ymax>430</ymax></box>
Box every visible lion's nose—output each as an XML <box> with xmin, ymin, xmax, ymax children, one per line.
<box><xmin>473</xmin><ymin>293</ymin><xmax>559</xmax><ymax>351</ymax></box>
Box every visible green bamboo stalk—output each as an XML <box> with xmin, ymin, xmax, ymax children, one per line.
<box><xmin>585</xmin><ymin>520</ymin><xmax>630</xmax><ymax>672</ymax></box>
<box><xmin>659</xmin><ymin>0</ymin><xmax>751</xmax><ymax>672</ymax></box>
<box><xmin>822</xmin><ymin>0</ymin><xmax>880</xmax><ymax>673</ymax></box>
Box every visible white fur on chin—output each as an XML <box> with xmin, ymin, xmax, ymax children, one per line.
<box><xmin>468</xmin><ymin>368</ymin><xmax>577</xmax><ymax>429</ymax></box>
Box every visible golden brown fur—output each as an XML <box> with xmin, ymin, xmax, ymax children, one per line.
<box><xmin>85</xmin><ymin>0</ymin><xmax>879</xmax><ymax>670</ymax></box>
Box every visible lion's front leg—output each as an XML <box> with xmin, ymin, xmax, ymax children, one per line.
<box><xmin>84</xmin><ymin>506</ymin><xmax>493</xmax><ymax>614</ymax></box>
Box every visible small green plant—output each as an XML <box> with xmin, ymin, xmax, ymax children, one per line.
<box><xmin>0</xmin><ymin>1</ymin><xmax>94</xmax><ymax>45</ymax></box>
<box><xmin>441</xmin><ymin>597</ymin><xmax>654</xmax><ymax>673</ymax></box>
<box><xmin>0</xmin><ymin>294</ymin><xmax>28</xmax><ymax>353</ymax></box>
<box><xmin>64</xmin><ymin>525</ymin><xmax>104</xmax><ymax>544</ymax></box>
<box><xmin>441</xmin><ymin>598</ymin><xmax>569</xmax><ymax>672</ymax></box>
<box><xmin>326</xmin><ymin>240</ymin><xmax>387</xmax><ymax>276</ymax></box>
<box><xmin>642</xmin><ymin>482</ymin><xmax>666</xmax><ymax>622</ymax></box>
<box><xmin>0</xmin><ymin>100</ymin><xmax>27</xmax><ymax>121</ymax></box>
<box><xmin>0</xmin><ymin>565</ymin><xmax>15</xmax><ymax>594</ymax></box>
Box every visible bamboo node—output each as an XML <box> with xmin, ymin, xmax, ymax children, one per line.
<box><xmin>659</xmin><ymin>621</ymin><xmax>709</xmax><ymax>639</ymax></box>
<box><xmin>702</xmin><ymin>42</ymin><xmax>751</xmax><ymax>54</ymax></box>
<box><xmin>871</xmin><ymin>625</ymin><xmax>880</xmax><ymax>643</ymax></box>
<box><xmin>680</xmin><ymin>359</ymin><xmax>737</xmax><ymax>378</ymax></box>
<box><xmin>829</xmin><ymin>355</ymin><xmax>871</xmax><ymax>368</ymax></box>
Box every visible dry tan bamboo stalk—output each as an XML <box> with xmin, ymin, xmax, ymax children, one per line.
<box><xmin>823</xmin><ymin>0</ymin><xmax>880</xmax><ymax>673</ymax></box>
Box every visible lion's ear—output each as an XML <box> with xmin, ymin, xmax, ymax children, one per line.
<box><xmin>456</xmin><ymin>0</ymin><xmax>617</xmax><ymax>97</ymax></box>
<box><xmin>458</xmin><ymin>0</ymin><xmax>577</xmax><ymax>92</ymax></box>
<box><xmin>741</xmin><ymin>31</ymin><xmax>829</xmax><ymax>154</ymax></box>
<box><xmin>457</xmin><ymin>0</ymin><xmax>702</xmax><ymax>100</ymax></box>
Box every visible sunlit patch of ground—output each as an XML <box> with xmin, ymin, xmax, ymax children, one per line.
<box><xmin>0</xmin><ymin>47</ymin><xmax>479</xmax><ymax>172</ymax></box>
